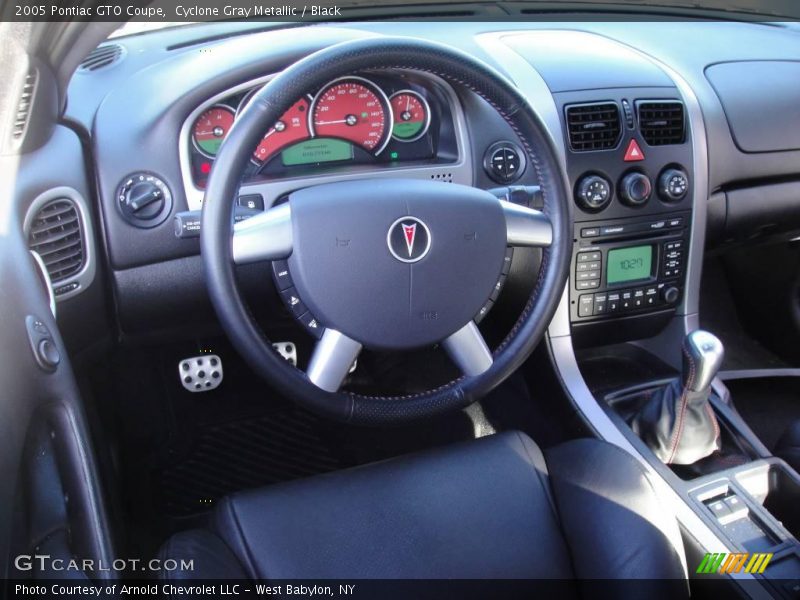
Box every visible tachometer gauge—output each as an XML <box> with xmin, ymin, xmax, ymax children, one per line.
<box><xmin>389</xmin><ymin>90</ymin><xmax>430</xmax><ymax>142</ymax></box>
<box><xmin>310</xmin><ymin>77</ymin><xmax>392</xmax><ymax>154</ymax></box>
<box><xmin>191</xmin><ymin>105</ymin><xmax>235</xmax><ymax>157</ymax></box>
<box><xmin>251</xmin><ymin>97</ymin><xmax>312</xmax><ymax>165</ymax></box>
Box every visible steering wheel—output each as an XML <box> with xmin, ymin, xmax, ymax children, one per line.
<box><xmin>201</xmin><ymin>37</ymin><xmax>572</xmax><ymax>424</ymax></box>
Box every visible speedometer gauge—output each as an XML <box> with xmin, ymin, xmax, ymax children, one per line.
<box><xmin>310</xmin><ymin>77</ymin><xmax>392</xmax><ymax>154</ymax></box>
<box><xmin>389</xmin><ymin>91</ymin><xmax>430</xmax><ymax>142</ymax></box>
<box><xmin>191</xmin><ymin>105</ymin><xmax>235</xmax><ymax>157</ymax></box>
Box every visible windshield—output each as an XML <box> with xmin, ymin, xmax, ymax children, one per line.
<box><xmin>107</xmin><ymin>0</ymin><xmax>800</xmax><ymax>38</ymax></box>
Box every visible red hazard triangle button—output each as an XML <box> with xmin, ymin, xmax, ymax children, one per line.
<box><xmin>623</xmin><ymin>139</ymin><xmax>645</xmax><ymax>162</ymax></box>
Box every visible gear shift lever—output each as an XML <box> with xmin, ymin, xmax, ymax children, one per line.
<box><xmin>631</xmin><ymin>330</ymin><xmax>722</xmax><ymax>465</ymax></box>
<box><xmin>682</xmin><ymin>330</ymin><xmax>725</xmax><ymax>394</ymax></box>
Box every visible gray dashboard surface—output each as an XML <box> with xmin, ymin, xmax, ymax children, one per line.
<box><xmin>64</xmin><ymin>19</ymin><xmax>800</xmax><ymax>273</ymax></box>
<box><xmin>705</xmin><ymin>60</ymin><xmax>800</xmax><ymax>153</ymax></box>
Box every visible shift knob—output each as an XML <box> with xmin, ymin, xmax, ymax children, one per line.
<box><xmin>682</xmin><ymin>330</ymin><xmax>724</xmax><ymax>394</ymax></box>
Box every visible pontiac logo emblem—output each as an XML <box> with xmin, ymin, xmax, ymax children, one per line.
<box><xmin>387</xmin><ymin>217</ymin><xmax>431</xmax><ymax>263</ymax></box>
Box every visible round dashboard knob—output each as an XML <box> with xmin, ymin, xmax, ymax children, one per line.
<box><xmin>575</xmin><ymin>174</ymin><xmax>612</xmax><ymax>211</ymax></box>
<box><xmin>662</xmin><ymin>286</ymin><xmax>680</xmax><ymax>304</ymax></box>
<box><xmin>658</xmin><ymin>168</ymin><xmax>689</xmax><ymax>202</ymax></box>
<box><xmin>619</xmin><ymin>172</ymin><xmax>652</xmax><ymax>207</ymax></box>
<box><xmin>117</xmin><ymin>173</ymin><xmax>173</xmax><ymax>228</ymax></box>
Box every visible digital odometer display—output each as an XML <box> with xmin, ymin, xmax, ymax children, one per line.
<box><xmin>607</xmin><ymin>245</ymin><xmax>653</xmax><ymax>285</ymax></box>
<box><xmin>281</xmin><ymin>138</ymin><xmax>354</xmax><ymax>166</ymax></box>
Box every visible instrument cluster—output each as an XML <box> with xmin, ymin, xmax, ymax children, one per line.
<box><xmin>187</xmin><ymin>73</ymin><xmax>452</xmax><ymax>188</ymax></box>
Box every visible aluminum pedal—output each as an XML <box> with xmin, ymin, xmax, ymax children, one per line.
<box><xmin>273</xmin><ymin>342</ymin><xmax>298</xmax><ymax>366</ymax></box>
<box><xmin>179</xmin><ymin>354</ymin><xmax>223</xmax><ymax>392</ymax></box>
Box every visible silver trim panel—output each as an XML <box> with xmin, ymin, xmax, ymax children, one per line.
<box><xmin>179</xmin><ymin>72</ymin><xmax>473</xmax><ymax>212</ymax></box>
<box><xmin>231</xmin><ymin>203</ymin><xmax>293</xmax><ymax>264</ymax></box>
<box><xmin>307</xmin><ymin>329</ymin><xmax>362</xmax><ymax>393</ymax></box>
<box><xmin>441</xmin><ymin>321</ymin><xmax>493</xmax><ymax>376</ymax></box>
<box><xmin>501</xmin><ymin>200</ymin><xmax>553</xmax><ymax>247</ymax></box>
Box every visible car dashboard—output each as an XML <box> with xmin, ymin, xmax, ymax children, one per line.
<box><xmin>42</xmin><ymin>19</ymin><xmax>799</xmax><ymax>348</ymax></box>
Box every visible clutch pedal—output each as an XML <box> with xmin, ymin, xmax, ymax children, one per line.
<box><xmin>179</xmin><ymin>354</ymin><xmax>223</xmax><ymax>392</ymax></box>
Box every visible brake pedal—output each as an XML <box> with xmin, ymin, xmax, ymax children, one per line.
<box><xmin>273</xmin><ymin>342</ymin><xmax>298</xmax><ymax>366</ymax></box>
<box><xmin>179</xmin><ymin>354</ymin><xmax>223</xmax><ymax>393</ymax></box>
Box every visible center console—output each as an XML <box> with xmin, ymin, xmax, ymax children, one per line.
<box><xmin>555</xmin><ymin>88</ymin><xmax>695</xmax><ymax>345</ymax></box>
<box><xmin>480</xmin><ymin>29</ymin><xmax>800</xmax><ymax>598</ymax></box>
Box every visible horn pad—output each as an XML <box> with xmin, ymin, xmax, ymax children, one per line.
<box><xmin>287</xmin><ymin>179</ymin><xmax>507</xmax><ymax>350</ymax></box>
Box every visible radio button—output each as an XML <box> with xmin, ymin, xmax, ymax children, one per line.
<box><xmin>633</xmin><ymin>289</ymin><xmax>645</xmax><ymax>308</ymax></box>
<box><xmin>645</xmin><ymin>287</ymin><xmax>659</xmax><ymax>306</ymax></box>
<box><xmin>576</xmin><ymin>279</ymin><xmax>600</xmax><ymax>290</ymax></box>
<box><xmin>593</xmin><ymin>293</ymin><xmax>608</xmax><ymax>315</ymax></box>
<box><xmin>608</xmin><ymin>293</ymin><xmax>621</xmax><ymax>313</ymax></box>
<box><xmin>576</xmin><ymin>261</ymin><xmax>601</xmax><ymax>272</ymax></box>
<box><xmin>577</xmin><ymin>251</ymin><xmax>601</xmax><ymax>262</ymax></box>
<box><xmin>578</xmin><ymin>295</ymin><xmax>595</xmax><ymax>317</ymax></box>
<box><xmin>581</xmin><ymin>228</ymin><xmax>600</xmax><ymax>238</ymax></box>
<box><xmin>576</xmin><ymin>270</ymin><xmax>600</xmax><ymax>281</ymax></box>
<box><xmin>621</xmin><ymin>290</ymin><xmax>633</xmax><ymax>311</ymax></box>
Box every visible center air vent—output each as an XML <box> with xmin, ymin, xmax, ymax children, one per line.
<box><xmin>637</xmin><ymin>101</ymin><xmax>685</xmax><ymax>145</ymax></box>
<box><xmin>27</xmin><ymin>198</ymin><xmax>85</xmax><ymax>283</ymax></box>
<box><xmin>78</xmin><ymin>43</ymin><xmax>125</xmax><ymax>72</ymax></box>
<box><xmin>565</xmin><ymin>102</ymin><xmax>621</xmax><ymax>152</ymax></box>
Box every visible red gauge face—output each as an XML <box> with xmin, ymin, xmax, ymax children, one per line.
<box><xmin>192</xmin><ymin>106</ymin><xmax>235</xmax><ymax>157</ymax></box>
<box><xmin>311</xmin><ymin>78</ymin><xmax>390</xmax><ymax>153</ymax></box>
<box><xmin>252</xmin><ymin>97</ymin><xmax>311</xmax><ymax>164</ymax></box>
<box><xmin>390</xmin><ymin>91</ymin><xmax>430</xmax><ymax>141</ymax></box>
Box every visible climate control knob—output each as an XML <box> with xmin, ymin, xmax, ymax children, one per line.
<box><xmin>575</xmin><ymin>174</ymin><xmax>612</xmax><ymax>211</ymax></box>
<box><xmin>658</xmin><ymin>168</ymin><xmax>689</xmax><ymax>202</ymax></box>
<box><xmin>619</xmin><ymin>172</ymin><xmax>652</xmax><ymax>207</ymax></box>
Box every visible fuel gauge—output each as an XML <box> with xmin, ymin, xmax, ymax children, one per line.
<box><xmin>389</xmin><ymin>90</ymin><xmax>430</xmax><ymax>142</ymax></box>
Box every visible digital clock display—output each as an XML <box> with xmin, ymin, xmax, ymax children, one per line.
<box><xmin>607</xmin><ymin>245</ymin><xmax>653</xmax><ymax>285</ymax></box>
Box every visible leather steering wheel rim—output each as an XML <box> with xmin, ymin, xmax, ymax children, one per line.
<box><xmin>201</xmin><ymin>37</ymin><xmax>572</xmax><ymax>425</ymax></box>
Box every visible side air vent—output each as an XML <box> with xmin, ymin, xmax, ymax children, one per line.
<box><xmin>78</xmin><ymin>43</ymin><xmax>124</xmax><ymax>72</ymax></box>
<box><xmin>13</xmin><ymin>68</ymin><xmax>37</xmax><ymax>140</ymax></box>
<box><xmin>637</xmin><ymin>101</ymin><xmax>685</xmax><ymax>145</ymax></box>
<box><xmin>565</xmin><ymin>102</ymin><xmax>622</xmax><ymax>152</ymax></box>
<box><xmin>27</xmin><ymin>198</ymin><xmax>85</xmax><ymax>283</ymax></box>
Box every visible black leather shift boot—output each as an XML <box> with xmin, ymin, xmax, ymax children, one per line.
<box><xmin>630</xmin><ymin>379</ymin><xmax>721</xmax><ymax>465</ymax></box>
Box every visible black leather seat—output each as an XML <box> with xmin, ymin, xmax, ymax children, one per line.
<box><xmin>159</xmin><ymin>432</ymin><xmax>687</xmax><ymax>595</ymax></box>
<box><xmin>777</xmin><ymin>421</ymin><xmax>800</xmax><ymax>473</ymax></box>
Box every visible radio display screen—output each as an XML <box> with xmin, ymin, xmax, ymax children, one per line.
<box><xmin>607</xmin><ymin>245</ymin><xmax>653</xmax><ymax>285</ymax></box>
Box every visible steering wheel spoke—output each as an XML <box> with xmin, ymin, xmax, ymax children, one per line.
<box><xmin>307</xmin><ymin>329</ymin><xmax>363</xmax><ymax>393</ymax></box>
<box><xmin>232</xmin><ymin>203</ymin><xmax>293</xmax><ymax>264</ymax></box>
<box><xmin>501</xmin><ymin>200</ymin><xmax>553</xmax><ymax>247</ymax></box>
<box><xmin>441</xmin><ymin>322</ymin><xmax>493</xmax><ymax>377</ymax></box>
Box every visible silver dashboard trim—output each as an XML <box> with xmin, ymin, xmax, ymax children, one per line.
<box><xmin>178</xmin><ymin>71</ymin><xmax>473</xmax><ymax>212</ymax></box>
<box><xmin>476</xmin><ymin>30</ymin><xmax>768</xmax><ymax>591</ymax></box>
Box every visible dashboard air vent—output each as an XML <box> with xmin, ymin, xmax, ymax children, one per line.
<box><xmin>78</xmin><ymin>43</ymin><xmax>124</xmax><ymax>72</ymax></box>
<box><xmin>565</xmin><ymin>102</ymin><xmax>621</xmax><ymax>151</ymax></box>
<box><xmin>13</xmin><ymin>68</ymin><xmax>37</xmax><ymax>140</ymax></box>
<box><xmin>27</xmin><ymin>198</ymin><xmax>85</xmax><ymax>283</ymax></box>
<box><xmin>637</xmin><ymin>101</ymin><xmax>685</xmax><ymax>145</ymax></box>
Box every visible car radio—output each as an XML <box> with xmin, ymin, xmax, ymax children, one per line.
<box><xmin>569</xmin><ymin>211</ymin><xmax>689</xmax><ymax>323</ymax></box>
